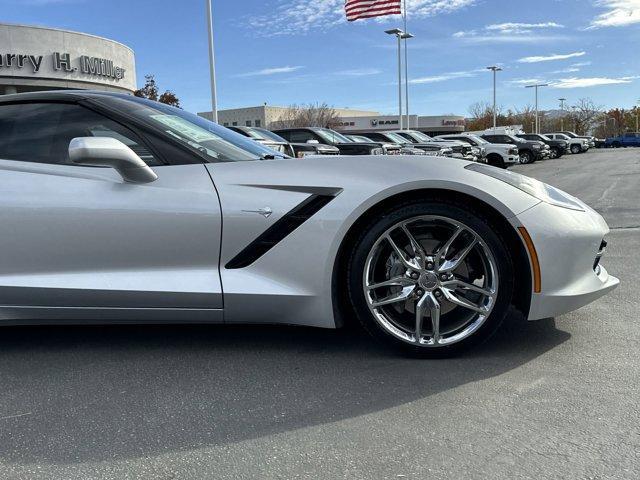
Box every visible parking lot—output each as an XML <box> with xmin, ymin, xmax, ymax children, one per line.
<box><xmin>0</xmin><ymin>148</ymin><xmax>638</xmax><ymax>480</ymax></box>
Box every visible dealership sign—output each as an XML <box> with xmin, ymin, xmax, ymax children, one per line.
<box><xmin>0</xmin><ymin>51</ymin><xmax>126</xmax><ymax>81</ymax></box>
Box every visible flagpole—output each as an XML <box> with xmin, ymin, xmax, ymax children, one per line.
<box><xmin>206</xmin><ymin>0</ymin><xmax>218</xmax><ymax>123</ymax></box>
<box><xmin>403</xmin><ymin>0</ymin><xmax>409</xmax><ymax>130</ymax></box>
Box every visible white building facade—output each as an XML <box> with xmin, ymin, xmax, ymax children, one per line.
<box><xmin>0</xmin><ymin>23</ymin><xmax>136</xmax><ymax>95</ymax></box>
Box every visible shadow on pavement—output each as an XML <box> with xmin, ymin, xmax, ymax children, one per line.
<box><xmin>0</xmin><ymin>314</ymin><xmax>569</xmax><ymax>465</ymax></box>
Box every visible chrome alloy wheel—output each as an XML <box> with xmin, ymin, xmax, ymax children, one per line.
<box><xmin>363</xmin><ymin>216</ymin><xmax>499</xmax><ymax>347</ymax></box>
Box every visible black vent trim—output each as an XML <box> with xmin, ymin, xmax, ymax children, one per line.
<box><xmin>225</xmin><ymin>194</ymin><xmax>337</xmax><ymax>269</ymax></box>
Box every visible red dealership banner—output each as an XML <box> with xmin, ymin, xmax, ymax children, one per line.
<box><xmin>345</xmin><ymin>0</ymin><xmax>402</xmax><ymax>21</ymax></box>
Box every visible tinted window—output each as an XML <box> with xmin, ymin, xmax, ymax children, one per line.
<box><xmin>282</xmin><ymin>130</ymin><xmax>316</xmax><ymax>143</ymax></box>
<box><xmin>0</xmin><ymin>102</ymin><xmax>160</xmax><ymax>166</ymax></box>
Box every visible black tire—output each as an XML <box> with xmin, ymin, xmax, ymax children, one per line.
<box><xmin>519</xmin><ymin>151</ymin><xmax>532</xmax><ymax>164</ymax></box>
<box><xmin>346</xmin><ymin>200</ymin><xmax>516</xmax><ymax>358</ymax></box>
<box><xmin>550</xmin><ymin>147</ymin><xmax>560</xmax><ymax>159</ymax></box>
<box><xmin>486</xmin><ymin>153</ymin><xmax>506</xmax><ymax>169</ymax></box>
<box><xmin>612</xmin><ymin>142</ymin><xmax>621</xmax><ymax>148</ymax></box>
<box><xmin>570</xmin><ymin>144</ymin><xmax>581</xmax><ymax>154</ymax></box>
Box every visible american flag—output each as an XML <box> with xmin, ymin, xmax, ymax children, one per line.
<box><xmin>345</xmin><ymin>0</ymin><xmax>402</xmax><ymax>22</ymax></box>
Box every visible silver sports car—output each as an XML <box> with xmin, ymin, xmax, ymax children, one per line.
<box><xmin>0</xmin><ymin>91</ymin><xmax>619</xmax><ymax>356</ymax></box>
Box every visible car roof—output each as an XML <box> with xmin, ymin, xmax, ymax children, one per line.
<box><xmin>0</xmin><ymin>89</ymin><xmax>134</xmax><ymax>104</ymax></box>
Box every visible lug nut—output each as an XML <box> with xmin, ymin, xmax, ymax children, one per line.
<box><xmin>411</xmin><ymin>272</ymin><xmax>419</xmax><ymax>279</ymax></box>
<box><xmin>416</xmin><ymin>289</ymin><xmax>424</xmax><ymax>296</ymax></box>
<box><xmin>426</xmin><ymin>262</ymin><xmax>434</xmax><ymax>270</ymax></box>
<box><xmin>434</xmin><ymin>290</ymin><xmax>443</xmax><ymax>298</ymax></box>
<box><xmin>440</xmin><ymin>274</ymin><xmax>448</xmax><ymax>281</ymax></box>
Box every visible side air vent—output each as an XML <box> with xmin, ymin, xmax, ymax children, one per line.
<box><xmin>225</xmin><ymin>194</ymin><xmax>337</xmax><ymax>269</ymax></box>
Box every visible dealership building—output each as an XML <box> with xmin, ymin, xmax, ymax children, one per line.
<box><xmin>0</xmin><ymin>23</ymin><xmax>136</xmax><ymax>95</ymax></box>
<box><xmin>199</xmin><ymin>105</ymin><xmax>465</xmax><ymax>136</ymax></box>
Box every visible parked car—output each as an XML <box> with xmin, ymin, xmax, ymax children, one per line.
<box><xmin>559</xmin><ymin>131</ymin><xmax>596</xmax><ymax>148</ymax></box>
<box><xmin>545</xmin><ymin>133</ymin><xmax>589</xmax><ymax>154</ymax></box>
<box><xmin>516</xmin><ymin>133</ymin><xmax>568</xmax><ymax>159</ymax></box>
<box><xmin>436</xmin><ymin>133</ymin><xmax>518</xmax><ymax>168</ymax></box>
<box><xmin>229</xmin><ymin>126</ymin><xmax>340</xmax><ymax>158</ymax></box>
<box><xmin>272</xmin><ymin>127</ymin><xmax>385</xmax><ymax>156</ymax></box>
<box><xmin>390</xmin><ymin>130</ymin><xmax>478</xmax><ymax>161</ymax></box>
<box><xmin>604</xmin><ymin>132</ymin><xmax>640</xmax><ymax>148</ymax></box>
<box><xmin>480</xmin><ymin>133</ymin><xmax>549</xmax><ymax>164</ymax></box>
<box><xmin>227</xmin><ymin>126</ymin><xmax>294</xmax><ymax>157</ymax></box>
<box><xmin>341</xmin><ymin>134</ymin><xmax>403</xmax><ymax>155</ymax></box>
<box><xmin>0</xmin><ymin>90</ymin><xmax>619</xmax><ymax>356</ymax></box>
<box><xmin>352</xmin><ymin>131</ymin><xmax>448</xmax><ymax>156</ymax></box>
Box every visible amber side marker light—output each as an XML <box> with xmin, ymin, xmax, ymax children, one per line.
<box><xmin>518</xmin><ymin>226</ymin><xmax>542</xmax><ymax>293</ymax></box>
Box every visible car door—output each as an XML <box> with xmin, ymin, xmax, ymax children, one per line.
<box><xmin>0</xmin><ymin>101</ymin><xmax>223</xmax><ymax>322</ymax></box>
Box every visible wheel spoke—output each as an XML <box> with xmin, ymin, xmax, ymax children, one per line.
<box><xmin>439</xmin><ymin>236</ymin><xmax>477</xmax><ymax>272</ymax></box>
<box><xmin>436</xmin><ymin>226</ymin><xmax>462</xmax><ymax>267</ymax></box>
<box><xmin>415</xmin><ymin>293</ymin><xmax>428</xmax><ymax>343</ymax></box>
<box><xmin>442</xmin><ymin>279</ymin><xmax>495</xmax><ymax>298</ymax></box>
<box><xmin>441</xmin><ymin>287</ymin><xmax>488</xmax><ymax>314</ymax></box>
<box><xmin>401</xmin><ymin>223</ymin><xmax>426</xmax><ymax>268</ymax></box>
<box><xmin>385</xmin><ymin>234</ymin><xmax>417</xmax><ymax>270</ymax></box>
<box><xmin>425</xmin><ymin>293</ymin><xmax>441</xmax><ymax>344</ymax></box>
<box><xmin>367</xmin><ymin>276</ymin><xmax>416</xmax><ymax>291</ymax></box>
<box><xmin>371</xmin><ymin>287</ymin><xmax>414</xmax><ymax>308</ymax></box>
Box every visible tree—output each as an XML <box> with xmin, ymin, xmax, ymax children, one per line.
<box><xmin>570</xmin><ymin>98</ymin><xmax>602</xmax><ymax>135</ymax></box>
<box><xmin>134</xmin><ymin>74</ymin><xmax>181</xmax><ymax>108</ymax></box>
<box><xmin>273</xmin><ymin>103</ymin><xmax>340</xmax><ymax>128</ymax></box>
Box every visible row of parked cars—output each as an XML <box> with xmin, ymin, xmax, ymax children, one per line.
<box><xmin>227</xmin><ymin>124</ymin><xmax>597</xmax><ymax>169</ymax></box>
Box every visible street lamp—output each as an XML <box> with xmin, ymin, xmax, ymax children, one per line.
<box><xmin>401</xmin><ymin>31</ymin><xmax>413</xmax><ymax>130</ymax></box>
<box><xmin>559</xmin><ymin>98</ymin><xmax>567</xmax><ymax>131</ymax></box>
<box><xmin>385</xmin><ymin>28</ymin><xmax>413</xmax><ymax>130</ymax></box>
<box><xmin>525</xmin><ymin>83</ymin><xmax>549</xmax><ymax>134</ymax></box>
<box><xmin>486</xmin><ymin>66</ymin><xmax>502</xmax><ymax>130</ymax></box>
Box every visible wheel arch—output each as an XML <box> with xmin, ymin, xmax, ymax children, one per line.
<box><xmin>331</xmin><ymin>188</ymin><xmax>532</xmax><ymax>328</ymax></box>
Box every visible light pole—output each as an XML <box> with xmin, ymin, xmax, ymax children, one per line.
<box><xmin>559</xmin><ymin>98</ymin><xmax>566</xmax><ymax>131</ymax></box>
<box><xmin>525</xmin><ymin>83</ymin><xmax>549</xmax><ymax>134</ymax></box>
<box><xmin>385</xmin><ymin>28</ymin><xmax>412</xmax><ymax>130</ymax></box>
<box><xmin>402</xmin><ymin>0</ymin><xmax>412</xmax><ymax>130</ymax></box>
<box><xmin>206</xmin><ymin>0</ymin><xmax>218</xmax><ymax>122</ymax></box>
<box><xmin>486</xmin><ymin>66</ymin><xmax>502</xmax><ymax>130</ymax></box>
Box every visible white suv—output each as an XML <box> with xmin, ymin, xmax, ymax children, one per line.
<box><xmin>436</xmin><ymin>133</ymin><xmax>519</xmax><ymax>169</ymax></box>
<box><xmin>546</xmin><ymin>133</ymin><xmax>589</xmax><ymax>154</ymax></box>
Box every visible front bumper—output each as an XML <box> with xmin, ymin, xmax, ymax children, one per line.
<box><xmin>505</xmin><ymin>155</ymin><xmax>519</xmax><ymax>165</ymax></box>
<box><xmin>515</xmin><ymin>201</ymin><xmax>619</xmax><ymax>320</ymax></box>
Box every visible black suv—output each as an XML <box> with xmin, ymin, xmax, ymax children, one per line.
<box><xmin>272</xmin><ymin>127</ymin><xmax>384</xmax><ymax>156</ymax></box>
<box><xmin>229</xmin><ymin>126</ymin><xmax>339</xmax><ymax>158</ymax></box>
<box><xmin>481</xmin><ymin>133</ymin><xmax>548</xmax><ymax>164</ymax></box>
<box><xmin>517</xmin><ymin>133</ymin><xmax>568</xmax><ymax>159</ymax></box>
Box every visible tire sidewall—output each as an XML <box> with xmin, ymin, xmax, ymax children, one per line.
<box><xmin>346</xmin><ymin>200</ymin><xmax>515</xmax><ymax>357</ymax></box>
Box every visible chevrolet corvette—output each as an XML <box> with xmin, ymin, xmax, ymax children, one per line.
<box><xmin>0</xmin><ymin>91</ymin><xmax>619</xmax><ymax>356</ymax></box>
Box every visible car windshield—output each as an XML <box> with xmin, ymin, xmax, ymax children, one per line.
<box><xmin>538</xmin><ymin>134</ymin><xmax>551</xmax><ymax>140</ymax></box>
<box><xmin>384</xmin><ymin>132</ymin><xmax>410</xmax><ymax>143</ymax></box>
<box><xmin>252</xmin><ymin>127</ymin><xmax>289</xmax><ymax>143</ymax></box>
<box><xmin>315</xmin><ymin>128</ymin><xmax>352</xmax><ymax>144</ymax></box>
<box><xmin>464</xmin><ymin>135</ymin><xmax>487</xmax><ymax>145</ymax></box>
<box><xmin>349</xmin><ymin>135</ymin><xmax>373</xmax><ymax>142</ymax></box>
<box><xmin>407</xmin><ymin>131</ymin><xmax>434</xmax><ymax>142</ymax></box>
<box><xmin>102</xmin><ymin>96</ymin><xmax>287</xmax><ymax>161</ymax></box>
<box><xmin>555</xmin><ymin>133</ymin><xmax>570</xmax><ymax>140</ymax></box>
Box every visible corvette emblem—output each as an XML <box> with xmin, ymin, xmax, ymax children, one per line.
<box><xmin>243</xmin><ymin>207</ymin><xmax>273</xmax><ymax>218</ymax></box>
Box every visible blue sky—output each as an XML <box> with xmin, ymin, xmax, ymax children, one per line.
<box><xmin>2</xmin><ymin>0</ymin><xmax>639</xmax><ymax>116</ymax></box>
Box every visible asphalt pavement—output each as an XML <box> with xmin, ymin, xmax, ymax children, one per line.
<box><xmin>0</xmin><ymin>148</ymin><xmax>638</xmax><ymax>479</ymax></box>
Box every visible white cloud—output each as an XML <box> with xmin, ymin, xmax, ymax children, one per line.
<box><xmin>590</xmin><ymin>0</ymin><xmax>640</xmax><ymax>28</ymax></box>
<box><xmin>247</xmin><ymin>0</ymin><xmax>477</xmax><ymax>36</ymax></box>
<box><xmin>518</xmin><ymin>51</ymin><xmax>586</xmax><ymax>63</ymax></box>
<box><xmin>551</xmin><ymin>76</ymin><xmax>639</xmax><ymax>88</ymax></box>
<box><xmin>454</xmin><ymin>21</ymin><xmax>567</xmax><ymax>43</ymax></box>
<box><xmin>571</xmin><ymin>61</ymin><xmax>592</xmax><ymax>67</ymax></box>
<box><xmin>236</xmin><ymin>66</ymin><xmax>304</xmax><ymax>77</ymax></box>
<box><xmin>485</xmin><ymin>22</ymin><xmax>564</xmax><ymax>34</ymax></box>
<box><xmin>410</xmin><ymin>69</ymin><xmax>482</xmax><ymax>84</ymax></box>
<box><xmin>506</xmin><ymin>78</ymin><xmax>545</xmax><ymax>86</ymax></box>
<box><xmin>333</xmin><ymin>68</ymin><xmax>382</xmax><ymax>76</ymax></box>
<box><xmin>551</xmin><ymin>67</ymin><xmax>581</xmax><ymax>73</ymax></box>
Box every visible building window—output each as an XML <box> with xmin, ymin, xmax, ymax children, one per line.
<box><xmin>223</xmin><ymin>122</ymin><xmax>229</xmax><ymax>127</ymax></box>
<box><xmin>232</xmin><ymin>122</ymin><xmax>238</xmax><ymax>126</ymax></box>
<box><xmin>255</xmin><ymin>119</ymin><xmax>261</xmax><ymax>127</ymax></box>
<box><xmin>245</xmin><ymin>120</ymin><xmax>252</xmax><ymax>127</ymax></box>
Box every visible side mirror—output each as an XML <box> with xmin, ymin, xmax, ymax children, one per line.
<box><xmin>306</xmin><ymin>139</ymin><xmax>320</xmax><ymax>144</ymax></box>
<box><xmin>69</xmin><ymin>137</ymin><xmax>158</xmax><ymax>184</ymax></box>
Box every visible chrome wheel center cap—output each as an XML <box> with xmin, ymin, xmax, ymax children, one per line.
<box><xmin>419</xmin><ymin>272</ymin><xmax>439</xmax><ymax>290</ymax></box>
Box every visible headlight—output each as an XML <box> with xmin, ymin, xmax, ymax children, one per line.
<box><xmin>371</xmin><ymin>147</ymin><xmax>384</xmax><ymax>155</ymax></box>
<box><xmin>510</xmin><ymin>147</ymin><xmax>519</xmax><ymax>155</ymax></box>
<box><xmin>533</xmin><ymin>144</ymin><xmax>541</xmax><ymax>150</ymax></box>
<box><xmin>465</xmin><ymin>163</ymin><xmax>585</xmax><ymax>211</ymax></box>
